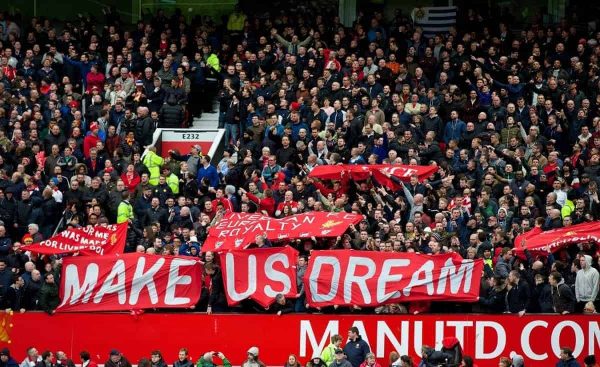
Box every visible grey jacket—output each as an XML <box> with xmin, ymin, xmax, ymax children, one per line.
<box><xmin>575</xmin><ymin>255</ymin><xmax>599</xmax><ymax>302</ymax></box>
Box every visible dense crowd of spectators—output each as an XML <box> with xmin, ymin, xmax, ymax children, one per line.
<box><xmin>0</xmin><ymin>3</ymin><xmax>599</xmax><ymax>317</ymax></box>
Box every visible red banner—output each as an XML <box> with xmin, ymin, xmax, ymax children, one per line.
<box><xmin>2</xmin><ymin>313</ymin><xmax>597</xmax><ymax>367</ymax></box>
<box><xmin>220</xmin><ymin>246</ymin><xmax>299</xmax><ymax>307</ymax></box>
<box><xmin>202</xmin><ymin>212</ymin><xmax>363</xmax><ymax>251</ymax></box>
<box><xmin>513</xmin><ymin>222</ymin><xmax>600</xmax><ymax>257</ymax></box>
<box><xmin>305</xmin><ymin>251</ymin><xmax>483</xmax><ymax>307</ymax></box>
<box><xmin>21</xmin><ymin>224</ymin><xmax>127</xmax><ymax>256</ymax></box>
<box><xmin>309</xmin><ymin>164</ymin><xmax>437</xmax><ymax>184</ymax></box>
<box><xmin>57</xmin><ymin>253</ymin><xmax>202</xmax><ymax>312</ymax></box>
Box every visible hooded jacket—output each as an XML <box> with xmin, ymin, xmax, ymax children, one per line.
<box><xmin>551</xmin><ymin>279</ymin><xmax>576</xmax><ymax>314</ymax></box>
<box><xmin>0</xmin><ymin>349</ymin><xmax>19</xmax><ymax>367</ymax></box>
<box><xmin>575</xmin><ymin>255</ymin><xmax>599</xmax><ymax>302</ymax></box>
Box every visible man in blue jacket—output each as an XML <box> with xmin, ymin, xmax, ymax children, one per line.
<box><xmin>197</xmin><ymin>155</ymin><xmax>220</xmax><ymax>190</ymax></box>
<box><xmin>342</xmin><ymin>327</ymin><xmax>370</xmax><ymax>367</ymax></box>
<box><xmin>443</xmin><ymin>110</ymin><xmax>466</xmax><ymax>144</ymax></box>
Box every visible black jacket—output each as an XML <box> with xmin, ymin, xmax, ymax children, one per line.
<box><xmin>271</xmin><ymin>299</ymin><xmax>294</xmax><ymax>314</ymax></box>
<box><xmin>207</xmin><ymin>267</ymin><xmax>227</xmax><ymax>308</ymax></box>
<box><xmin>552</xmin><ymin>283</ymin><xmax>576</xmax><ymax>314</ymax></box>
<box><xmin>23</xmin><ymin>279</ymin><xmax>42</xmax><ymax>310</ymax></box>
<box><xmin>506</xmin><ymin>279</ymin><xmax>531</xmax><ymax>313</ymax></box>
<box><xmin>173</xmin><ymin>360</ymin><xmax>193</xmax><ymax>367</ymax></box>
<box><xmin>160</xmin><ymin>100</ymin><xmax>185</xmax><ymax>128</ymax></box>
<box><xmin>135</xmin><ymin>116</ymin><xmax>156</xmax><ymax>147</ymax></box>
<box><xmin>530</xmin><ymin>282</ymin><xmax>554</xmax><ymax>313</ymax></box>
<box><xmin>38</xmin><ymin>282</ymin><xmax>59</xmax><ymax>313</ymax></box>
<box><xmin>105</xmin><ymin>357</ymin><xmax>132</xmax><ymax>367</ymax></box>
<box><xmin>4</xmin><ymin>285</ymin><xmax>25</xmax><ymax>310</ymax></box>
<box><xmin>479</xmin><ymin>286</ymin><xmax>507</xmax><ymax>313</ymax></box>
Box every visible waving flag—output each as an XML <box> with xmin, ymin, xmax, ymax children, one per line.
<box><xmin>513</xmin><ymin>222</ymin><xmax>600</xmax><ymax>257</ymax></box>
<box><xmin>308</xmin><ymin>165</ymin><xmax>437</xmax><ymax>189</ymax></box>
<box><xmin>411</xmin><ymin>6</ymin><xmax>457</xmax><ymax>38</ymax></box>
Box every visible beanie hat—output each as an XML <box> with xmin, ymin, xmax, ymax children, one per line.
<box><xmin>512</xmin><ymin>354</ymin><xmax>524</xmax><ymax>367</ymax></box>
<box><xmin>0</xmin><ymin>348</ymin><xmax>10</xmax><ymax>357</ymax></box>
<box><xmin>247</xmin><ymin>347</ymin><xmax>259</xmax><ymax>357</ymax></box>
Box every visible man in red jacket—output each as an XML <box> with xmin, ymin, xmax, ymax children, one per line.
<box><xmin>83</xmin><ymin>122</ymin><xmax>101</xmax><ymax>158</ymax></box>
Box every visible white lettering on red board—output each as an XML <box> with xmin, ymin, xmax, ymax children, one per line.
<box><xmin>61</xmin><ymin>257</ymin><xmax>197</xmax><ymax>307</ymax></box>
<box><xmin>298</xmin><ymin>320</ymin><xmax>600</xmax><ymax>361</ymax></box>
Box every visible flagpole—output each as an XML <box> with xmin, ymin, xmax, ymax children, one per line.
<box><xmin>53</xmin><ymin>210</ymin><xmax>67</xmax><ymax>236</ymax></box>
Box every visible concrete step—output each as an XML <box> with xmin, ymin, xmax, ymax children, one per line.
<box><xmin>191</xmin><ymin>101</ymin><xmax>220</xmax><ymax>129</ymax></box>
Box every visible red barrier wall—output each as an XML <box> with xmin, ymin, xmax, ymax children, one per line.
<box><xmin>1</xmin><ymin>313</ymin><xmax>598</xmax><ymax>367</ymax></box>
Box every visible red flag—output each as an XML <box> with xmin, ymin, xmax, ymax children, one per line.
<box><xmin>57</xmin><ymin>253</ymin><xmax>202</xmax><ymax>312</ymax></box>
<box><xmin>370</xmin><ymin>164</ymin><xmax>438</xmax><ymax>183</ymax></box>
<box><xmin>219</xmin><ymin>246</ymin><xmax>299</xmax><ymax>307</ymax></box>
<box><xmin>202</xmin><ymin>212</ymin><xmax>363</xmax><ymax>251</ymax></box>
<box><xmin>513</xmin><ymin>222</ymin><xmax>600</xmax><ymax>257</ymax></box>
<box><xmin>309</xmin><ymin>165</ymin><xmax>437</xmax><ymax>189</ymax></box>
<box><xmin>21</xmin><ymin>223</ymin><xmax>127</xmax><ymax>256</ymax></box>
<box><xmin>304</xmin><ymin>251</ymin><xmax>483</xmax><ymax>307</ymax></box>
<box><xmin>308</xmin><ymin>165</ymin><xmax>372</xmax><ymax>181</ymax></box>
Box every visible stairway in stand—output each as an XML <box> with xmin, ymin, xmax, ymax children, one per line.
<box><xmin>191</xmin><ymin>103</ymin><xmax>220</xmax><ymax>129</ymax></box>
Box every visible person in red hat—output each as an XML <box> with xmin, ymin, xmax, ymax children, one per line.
<box><xmin>83</xmin><ymin>122</ymin><xmax>101</xmax><ymax>158</ymax></box>
<box><xmin>85</xmin><ymin>64</ymin><xmax>105</xmax><ymax>94</ymax></box>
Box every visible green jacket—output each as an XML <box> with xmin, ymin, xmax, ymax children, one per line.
<box><xmin>39</xmin><ymin>282</ymin><xmax>60</xmax><ymax>313</ymax></box>
<box><xmin>561</xmin><ymin>199</ymin><xmax>575</xmax><ymax>218</ymax></box>
<box><xmin>227</xmin><ymin>13</ymin><xmax>246</xmax><ymax>31</ymax></box>
<box><xmin>197</xmin><ymin>357</ymin><xmax>231</xmax><ymax>367</ymax></box>
<box><xmin>166</xmin><ymin>173</ymin><xmax>180</xmax><ymax>194</ymax></box>
<box><xmin>320</xmin><ymin>343</ymin><xmax>337</xmax><ymax>366</ymax></box>
<box><xmin>143</xmin><ymin>150</ymin><xmax>164</xmax><ymax>186</ymax></box>
<box><xmin>117</xmin><ymin>200</ymin><xmax>134</xmax><ymax>224</ymax></box>
<box><xmin>206</xmin><ymin>53</ymin><xmax>221</xmax><ymax>74</ymax></box>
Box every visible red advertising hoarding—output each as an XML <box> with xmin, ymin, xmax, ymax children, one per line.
<box><xmin>1</xmin><ymin>313</ymin><xmax>597</xmax><ymax>367</ymax></box>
